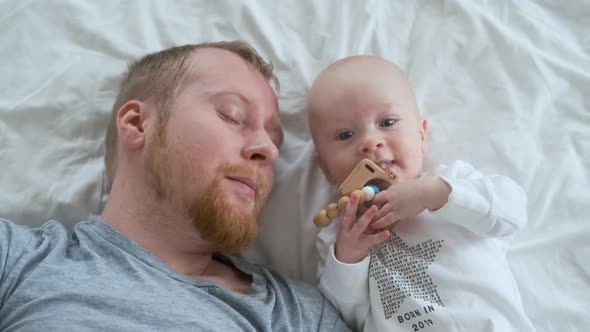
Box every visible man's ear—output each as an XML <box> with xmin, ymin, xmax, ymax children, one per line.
<box><xmin>117</xmin><ymin>100</ymin><xmax>149</xmax><ymax>150</ymax></box>
<box><xmin>419</xmin><ymin>118</ymin><xmax>429</xmax><ymax>154</ymax></box>
<box><xmin>315</xmin><ymin>151</ymin><xmax>336</xmax><ymax>184</ymax></box>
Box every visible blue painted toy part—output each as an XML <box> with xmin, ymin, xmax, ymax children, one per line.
<box><xmin>368</xmin><ymin>184</ymin><xmax>380</xmax><ymax>195</ymax></box>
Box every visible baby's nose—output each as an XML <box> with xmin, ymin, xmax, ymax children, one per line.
<box><xmin>359</xmin><ymin>137</ymin><xmax>384</xmax><ymax>154</ymax></box>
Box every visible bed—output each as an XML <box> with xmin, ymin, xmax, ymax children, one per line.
<box><xmin>1</xmin><ymin>1</ymin><xmax>588</xmax><ymax>330</ymax></box>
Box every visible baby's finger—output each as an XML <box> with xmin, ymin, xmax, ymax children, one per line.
<box><xmin>371</xmin><ymin>212</ymin><xmax>400</xmax><ymax>230</ymax></box>
<box><xmin>352</xmin><ymin>205</ymin><xmax>378</xmax><ymax>235</ymax></box>
<box><xmin>366</xmin><ymin>229</ymin><xmax>391</xmax><ymax>247</ymax></box>
<box><xmin>341</xmin><ymin>192</ymin><xmax>360</xmax><ymax>232</ymax></box>
<box><xmin>375</xmin><ymin>202</ymin><xmax>394</xmax><ymax>220</ymax></box>
<box><xmin>371</xmin><ymin>190</ymin><xmax>389</xmax><ymax>206</ymax></box>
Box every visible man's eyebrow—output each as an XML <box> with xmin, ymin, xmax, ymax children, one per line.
<box><xmin>206</xmin><ymin>90</ymin><xmax>251</xmax><ymax>105</ymax></box>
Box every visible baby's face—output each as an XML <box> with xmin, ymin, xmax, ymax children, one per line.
<box><xmin>308</xmin><ymin>57</ymin><xmax>428</xmax><ymax>186</ymax></box>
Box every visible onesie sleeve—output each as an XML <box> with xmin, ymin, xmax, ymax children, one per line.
<box><xmin>319</xmin><ymin>244</ymin><xmax>371</xmax><ymax>332</ymax></box>
<box><xmin>430</xmin><ymin>160</ymin><xmax>528</xmax><ymax>238</ymax></box>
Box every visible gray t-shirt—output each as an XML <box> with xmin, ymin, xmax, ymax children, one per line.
<box><xmin>0</xmin><ymin>218</ymin><xmax>350</xmax><ymax>331</ymax></box>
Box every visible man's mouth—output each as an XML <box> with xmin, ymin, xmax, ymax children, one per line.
<box><xmin>226</xmin><ymin>176</ymin><xmax>259</xmax><ymax>195</ymax></box>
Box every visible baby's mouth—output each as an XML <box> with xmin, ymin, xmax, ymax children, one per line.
<box><xmin>377</xmin><ymin>160</ymin><xmax>395</xmax><ymax>170</ymax></box>
<box><xmin>364</xmin><ymin>160</ymin><xmax>396</xmax><ymax>192</ymax></box>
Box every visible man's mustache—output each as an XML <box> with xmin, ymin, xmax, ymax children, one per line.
<box><xmin>218</xmin><ymin>164</ymin><xmax>269</xmax><ymax>198</ymax></box>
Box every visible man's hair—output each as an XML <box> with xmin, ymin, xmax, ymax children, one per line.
<box><xmin>104</xmin><ymin>41</ymin><xmax>279</xmax><ymax>188</ymax></box>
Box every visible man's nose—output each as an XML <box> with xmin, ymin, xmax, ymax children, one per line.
<box><xmin>242</xmin><ymin>131</ymin><xmax>279</xmax><ymax>162</ymax></box>
<box><xmin>358</xmin><ymin>135</ymin><xmax>384</xmax><ymax>155</ymax></box>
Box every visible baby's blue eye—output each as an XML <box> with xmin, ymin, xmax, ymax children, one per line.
<box><xmin>338</xmin><ymin>131</ymin><xmax>354</xmax><ymax>141</ymax></box>
<box><xmin>380</xmin><ymin>119</ymin><xmax>396</xmax><ymax>127</ymax></box>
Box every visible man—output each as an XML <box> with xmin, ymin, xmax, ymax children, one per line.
<box><xmin>0</xmin><ymin>41</ymin><xmax>350</xmax><ymax>331</ymax></box>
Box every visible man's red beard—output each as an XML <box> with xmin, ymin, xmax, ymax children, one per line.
<box><xmin>187</xmin><ymin>164</ymin><xmax>268</xmax><ymax>253</ymax></box>
<box><xmin>145</xmin><ymin>126</ymin><xmax>269</xmax><ymax>254</ymax></box>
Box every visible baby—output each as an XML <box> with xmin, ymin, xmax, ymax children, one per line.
<box><xmin>307</xmin><ymin>56</ymin><xmax>535</xmax><ymax>331</ymax></box>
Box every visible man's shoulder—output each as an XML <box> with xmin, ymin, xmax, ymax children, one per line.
<box><xmin>0</xmin><ymin>218</ymin><xmax>98</xmax><ymax>252</ymax></box>
<box><xmin>0</xmin><ymin>218</ymin><xmax>72</xmax><ymax>238</ymax></box>
<box><xmin>0</xmin><ymin>219</ymin><xmax>68</xmax><ymax>281</ymax></box>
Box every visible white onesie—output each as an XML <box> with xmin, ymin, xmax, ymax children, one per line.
<box><xmin>317</xmin><ymin>160</ymin><xmax>536</xmax><ymax>332</ymax></box>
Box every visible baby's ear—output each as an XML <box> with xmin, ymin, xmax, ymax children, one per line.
<box><xmin>420</xmin><ymin>118</ymin><xmax>429</xmax><ymax>154</ymax></box>
<box><xmin>315</xmin><ymin>152</ymin><xmax>337</xmax><ymax>184</ymax></box>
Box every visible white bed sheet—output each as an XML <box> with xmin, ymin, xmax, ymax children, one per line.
<box><xmin>0</xmin><ymin>1</ymin><xmax>588</xmax><ymax>331</ymax></box>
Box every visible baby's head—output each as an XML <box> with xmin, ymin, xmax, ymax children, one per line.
<box><xmin>307</xmin><ymin>56</ymin><xmax>428</xmax><ymax>186</ymax></box>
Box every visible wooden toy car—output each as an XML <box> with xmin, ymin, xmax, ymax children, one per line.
<box><xmin>314</xmin><ymin>159</ymin><xmax>399</xmax><ymax>227</ymax></box>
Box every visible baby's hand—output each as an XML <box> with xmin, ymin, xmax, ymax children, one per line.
<box><xmin>334</xmin><ymin>191</ymin><xmax>391</xmax><ymax>264</ymax></box>
<box><xmin>370</xmin><ymin>176</ymin><xmax>451</xmax><ymax>230</ymax></box>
